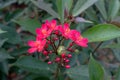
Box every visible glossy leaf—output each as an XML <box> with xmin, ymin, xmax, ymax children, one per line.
<box><xmin>116</xmin><ymin>67</ymin><xmax>120</xmax><ymax>80</ymax></box>
<box><xmin>14</xmin><ymin>18</ymin><xmax>41</xmax><ymax>34</ymax></box>
<box><xmin>112</xmin><ymin>49</ymin><xmax>120</xmax><ymax>62</ymax></box>
<box><xmin>83</xmin><ymin>24</ymin><xmax>120</xmax><ymax>42</ymax></box>
<box><xmin>72</xmin><ymin>0</ymin><xmax>98</xmax><ymax>17</ymax></box>
<box><xmin>89</xmin><ymin>54</ymin><xmax>105</xmax><ymax>80</ymax></box>
<box><xmin>14</xmin><ymin>56</ymin><xmax>53</xmax><ymax>75</ymax></box>
<box><xmin>66</xmin><ymin>66</ymin><xmax>89</xmax><ymax>80</ymax></box>
<box><xmin>0</xmin><ymin>0</ymin><xmax>17</xmax><ymax>9</ymax></box>
<box><xmin>31</xmin><ymin>0</ymin><xmax>58</xmax><ymax>18</ymax></box>
<box><xmin>10</xmin><ymin>47</ymin><xmax>29</xmax><ymax>57</ymax></box>
<box><xmin>0</xmin><ymin>61</ymin><xmax>9</xmax><ymax>75</ymax></box>
<box><xmin>108</xmin><ymin>0</ymin><xmax>120</xmax><ymax>20</ymax></box>
<box><xmin>0</xmin><ymin>29</ymin><xmax>6</xmax><ymax>34</ymax></box>
<box><xmin>100</xmin><ymin>43</ymin><xmax>120</xmax><ymax>49</ymax></box>
<box><xmin>56</xmin><ymin>0</ymin><xmax>64</xmax><ymax>23</ymax></box>
<box><xmin>0</xmin><ymin>48</ymin><xmax>13</xmax><ymax>62</ymax></box>
<box><xmin>64</xmin><ymin>0</ymin><xmax>73</xmax><ymax>12</ymax></box>
<box><xmin>95</xmin><ymin>0</ymin><xmax>107</xmax><ymax>20</ymax></box>
<box><xmin>0</xmin><ymin>24</ymin><xmax>21</xmax><ymax>44</ymax></box>
<box><xmin>0</xmin><ymin>39</ymin><xmax>8</xmax><ymax>48</ymax></box>
<box><xmin>85</xmin><ymin>7</ymin><xmax>99</xmax><ymax>23</ymax></box>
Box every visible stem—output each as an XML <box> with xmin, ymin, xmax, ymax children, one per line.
<box><xmin>54</xmin><ymin>64</ymin><xmax>60</xmax><ymax>80</ymax></box>
<box><xmin>48</xmin><ymin>35</ymin><xmax>58</xmax><ymax>54</ymax></box>
<box><xmin>57</xmin><ymin>37</ymin><xmax>64</xmax><ymax>49</ymax></box>
<box><xmin>92</xmin><ymin>42</ymin><xmax>103</xmax><ymax>56</ymax></box>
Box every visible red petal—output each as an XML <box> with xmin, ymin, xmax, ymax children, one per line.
<box><xmin>28</xmin><ymin>48</ymin><xmax>37</xmax><ymax>54</ymax></box>
<box><xmin>27</xmin><ymin>40</ymin><xmax>35</xmax><ymax>47</ymax></box>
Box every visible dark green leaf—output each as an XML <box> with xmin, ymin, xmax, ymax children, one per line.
<box><xmin>100</xmin><ymin>43</ymin><xmax>120</xmax><ymax>49</ymax></box>
<box><xmin>0</xmin><ymin>38</ymin><xmax>8</xmax><ymax>47</ymax></box>
<box><xmin>0</xmin><ymin>48</ymin><xmax>13</xmax><ymax>62</ymax></box>
<box><xmin>14</xmin><ymin>56</ymin><xmax>53</xmax><ymax>75</ymax></box>
<box><xmin>0</xmin><ymin>24</ymin><xmax>21</xmax><ymax>44</ymax></box>
<box><xmin>10</xmin><ymin>47</ymin><xmax>29</xmax><ymax>57</ymax></box>
<box><xmin>14</xmin><ymin>18</ymin><xmax>41</xmax><ymax>34</ymax></box>
<box><xmin>0</xmin><ymin>29</ymin><xmax>6</xmax><ymax>34</ymax></box>
<box><xmin>0</xmin><ymin>61</ymin><xmax>9</xmax><ymax>75</ymax></box>
<box><xmin>83</xmin><ymin>24</ymin><xmax>120</xmax><ymax>42</ymax></box>
<box><xmin>108</xmin><ymin>0</ymin><xmax>120</xmax><ymax>20</ymax></box>
<box><xmin>85</xmin><ymin>7</ymin><xmax>99</xmax><ymax>23</ymax></box>
<box><xmin>66</xmin><ymin>66</ymin><xmax>89</xmax><ymax>80</ymax></box>
<box><xmin>95</xmin><ymin>0</ymin><xmax>107</xmax><ymax>20</ymax></box>
<box><xmin>23</xmin><ymin>73</ymin><xmax>50</xmax><ymax>80</ymax></box>
<box><xmin>116</xmin><ymin>67</ymin><xmax>120</xmax><ymax>80</ymax></box>
<box><xmin>112</xmin><ymin>49</ymin><xmax>120</xmax><ymax>62</ymax></box>
<box><xmin>64</xmin><ymin>0</ymin><xmax>73</xmax><ymax>12</ymax></box>
<box><xmin>31</xmin><ymin>0</ymin><xmax>58</xmax><ymax>18</ymax></box>
<box><xmin>56</xmin><ymin>0</ymin><xmax>64</xmax><ymax>23</ymax></box>
<box><xmin>72</xmin><ymin>0</ymin><xmax>98</xmax><ymax>17</ymax></box>
<box><xmin>0</xmin><ymin>0</ymin><xmax>17</xmax><ymax>9</ymax></box>
<box><xmin>89</xmin><ymin>54</ymin><xmax>104</xmax><ymax>80</ymax></box>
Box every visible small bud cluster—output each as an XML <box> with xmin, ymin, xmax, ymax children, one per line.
<box><xmin>27</xmin><ymin>20</ymin><xmax>88</xmax><ymax>69</ymax></box>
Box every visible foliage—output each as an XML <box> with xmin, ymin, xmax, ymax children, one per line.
<box><xmin>0</xmin><ymin>0</ymin><xmax>120</xmax><ymax>80</ymax></box>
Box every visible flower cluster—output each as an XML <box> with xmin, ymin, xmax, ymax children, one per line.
<box><xmin>27</xmin><ymin>20</ymin><xmax>88</xmax><ymax>69</ymax></box>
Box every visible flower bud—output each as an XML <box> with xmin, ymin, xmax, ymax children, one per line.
<box><xmin>75</xmin><ymin>49</ymin><xmax>80</xmax><ymax>54</ymax></box>
<box><xmin>61</xmin><ymin>53</ymin><xmax>66</xmax><ymax>58</ymax></box>
<box><xmin>48</xmin><ymin>61</ymin><xmax>52</xmax><ymax>64</ymax></box>
<box><xmin>43</xmin><ymin>50</ymin><xmax>48</xmax><ymax>56</ymax></box>
<box><xmin>65</xmin><ymin>59</ymin><xmax>70</xmax><ymax>63</ymax></box>
<box><xmin>67</xmin><ymin>54</ymin><xmax>72</xmax><ymax>58</ymax></box>
<box><xmin>65</xmin><ymin>65</ymin><xmax>70</xmax><ymax>69</ymax></box>
<box><xmin>54</xmin><ymin>30</ymin><xmax>59</xmax><ymax>35</ymax></box>
<box><xmin>55</xmin><ymin>57</ymin><xmax>61</xmax><ymax>62</ymax></box>
<box><xmin>57</xmin><ymin>46</ymin><xmax>65</xmax><ymax>55</ymax></box>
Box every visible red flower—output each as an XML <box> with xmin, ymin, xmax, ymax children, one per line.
<box><xmin>45</xmin><ymin>20</ymin><xmax>56</xmax><ymax>31</ymax></box>
<box><xmin>36</xmin><ymin>20</ymin><xmax>57</xmax><ymax>39</ymax></box>
<box><xmin>36</xmin><ymin>24</ymin><xmax>51</xmax><ymax>39</ymax></box>
<box><xmin>69</xmin><ymin>30</ymin><xmax>88</xmax><ymax>47</ymax></box>
<box><xmin>27</xmin><ymin>38</ymin><xmax>46</xmax><ymax>54</ymax></box>
<box><xmin>58</xmin><ymin>23</ymin><xmax>71</xmax><ymax>39</ymax></box>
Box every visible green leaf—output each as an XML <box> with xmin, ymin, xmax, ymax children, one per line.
<box><xmin>14</xmin><ymin>18</ymin><xmax>41</xmax><ymax>34</ymax></box>
<box><xmin>116</xmin><ymin>67</ymin><xmax>120</xmax><ymax>80</ymax></box>
<box><xmin>108</xmin><ymin>0</ymin><xmax>120</xmax><ymax>20</ymax></box>
<box><xmin>72</xmin><ymin>0</ymin><xmax>98</xmax><ymax>17</ymax></box>
<box><xmin>0</xmin><ymin>48</ymin><xmax>13</xmax><ymax>62</ymax></box>
<box><xmin>66</xmin><ymin>66</ymin><xmax>89</xmax><ymax>80</ymax></box>
<box><xmin>30</xmin><ymin>0</ymin><xmax>58</xmax><ymax>18</ymax></box>
<box><xmin>0</xmin><ymin>29</ymin><xmax>6</xmax><ymax>34</ymax></box>
<box><xmin>56</xmin><ymin>0</ymin><xmax>64</xmax><ymax>23</ymax></box>
<box><xmin>0</xmin><ymin>38</ymin><xmax>8</xmax><ymax>47</ymax></box>
<box><xmin>85</xmin><ymin>7</ymin><xmax>99</xmax><ymax>23</ymax></box>
<box><xmin>0</xmin><ymin>61</ymin><xmax>9</xmax><ymax>75</ymax></box>
<box><xmin>89</xmin><ymin>54</ymin><xmax>105</xmax><ymax>80</ymax></box>
<box><xmin>64</xmin><ymin>0</ymin><xmax>73</xmax><ymax>13</ymax></box>
<box><xmin>14</xmin><ymin>56</ymin><xmax>53</xmax><ymax>76</ymax></box>
<box><xmin>83</xmin><ymin>24</ymin><xmax>120</xmax><ymax>42</ymax></box>
<box><xmin>10</xmin><ymin>47</ymin><xmax>29</xmax><ymax>57</ymax></box>
<box><xmin>100</xmin><ymin>43</ymin><xmax>120</xmax><ymax>49</ymax></box>
<box><xmin>0</xmin><ymin>24</ymin><xmax>21</xmax><ymax>44</ymax></box>
<box><xmin>23</xmin><ymin>73</ymin><xmax>50</xmax><ymax>80</ymax></box>
<box><xmin>95</xmin><ymin>0</ymin><xmax>107</xmax><ymax>20</ymax></box>
<box><xmin>0</xmin><ymin>0</ymin><xmax>17</xmax><ymax>9</ymax></box>
<box><xmin>112</xmin><ymin>49</ymin><xmax>120</xmax><ymax>62</ymax></box>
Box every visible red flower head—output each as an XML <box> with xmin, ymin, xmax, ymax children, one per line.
<box><xmin>27</xmin><ymin>19</ymin><xmax>88</xmax><ymax>69</ymax></box>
